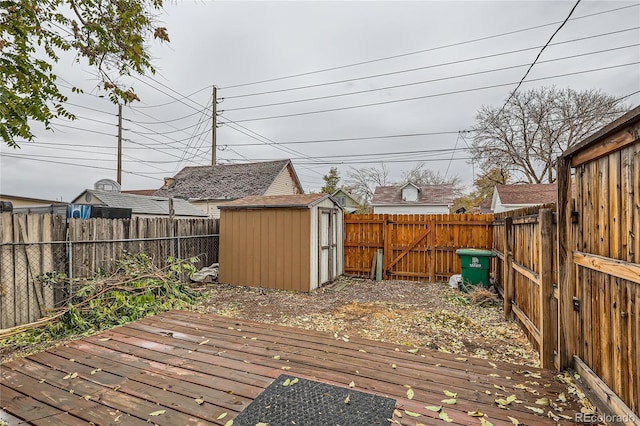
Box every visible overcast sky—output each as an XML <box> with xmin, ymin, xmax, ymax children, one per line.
<box><xmin>1</xmin><ymin>0</ymin><xmax>639</xmax><ymax>202</ymax></box>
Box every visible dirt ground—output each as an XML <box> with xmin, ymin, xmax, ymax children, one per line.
<box><xmin>192</xmin><ymin>276</ymin><xmax>541</xmax><ymax>367</ymax></box>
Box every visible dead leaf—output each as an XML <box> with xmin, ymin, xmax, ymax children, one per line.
<box><xmin>441</xmin><ymin>398</ymin><xmax>457</xmax><ymax>405</ymax></box>
<box><xmin>407</xmin><ymin>388</ymin><xmax>414</xmax><ymax>400</ymax></box>
<box><xmin>98</xmin><ymin>337</ymin><xmax>111</xmax><ymax>341</ymax></box>
<box><xmin>393</xmin><ymin>409</ymin><xmax>402</xmax><ymax>418</ymax></box>
<box><xmin>199</xmin><ymin>339</ymin><xmax>209</xmax><ymax>345</ymax></box>
<box><xmin>282</xmin><ymin>379</ymin><xmax>291</xmax><ymax>387</ymax></box>
<box><xmin>443</xmin><ymin>390</ymin><xmax>457</xmax><ymax>398</ymax></box>
<box><xmin>425</xmin><ymin>405</ymin><xmax>442</xmax><ymax>412</ymax></box>
<box><xmin>507</xmin><ymin>416</ymin><xmax>520</xmax><ymax>425</ymax></box>
<box><xmin>349</xmin><ymin>381</ymin><xmax>355</xmax><ymax>388</ymax></box>
<box><xmin>224</xmin><ymin>420</ymin><xmax>233</xmax><ymax>426</ymax></box>
<box><xmin>344</xmin><ymin>394</ymin><xmax>350</xmax><ymax>404</ymax></box>
<box><xmin>535</xmin><ymin>397</ymin><xmax>550</xmax><ymax>406</ymax></box>
<box><xmin>467</xmin><ymin>410</ymin><xmax>484</xmax><ymax>417</ymax></box>
<box><xmin>272</xmin><ymin>355</ymin><xmax>281</xmax><ymax>360</ymax></box>
<box><xmin>217</xmin><ymin>412</ymin><xmax>228</xmax><ymax>420</ymax></box>
<box><xmin>439</xmin><ymin>411</ymin><xmax>453</xmax><ymax>422</ymax></box>
<box><xmin>480</xmin><ymin>418</ymin><xmax>494</xmax><ymax>426</ymax></box>
<box><xmin>195</xmin><ymin>399</ymin><xmax>204</xmax><ymax>405</ymax></box>
<box><xmin>149</xmin><ymin>410</ymin><xmax>165</xmax><ymax>416</ymax></box>
<box><xmin>526</xmin><ymin>406</ymin><xmax>545</xmax><ymax>414</ymax></box>
<box><xmin>407</xmin><ymin>348</ymin><xmax>419</xmax><ymax>354</ymax></box>
<box><xmin>404</xmin><ymin>410</ymin><xmax>420</xmax><ymax>417</ymax></box>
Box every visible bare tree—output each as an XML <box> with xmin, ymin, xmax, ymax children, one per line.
<box><xmin>470</xmin><ymin>87</ymin><xmax>628</xmax><ymax>183</ymax></box>
<box><xmin>400</xmin><ymin>163</ymin><xmax>463</xmax><ymax>196</ymax></box>
<box><xmin>345</xmin><ymin>164</ymin><xmax>391</xmax><ymax>204</ymax></box>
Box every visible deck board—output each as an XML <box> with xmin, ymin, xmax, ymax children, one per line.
<box><xmin>1</xmin><ymin>310</ymin><xmax>582</xmax><ymax>425</ymax></box>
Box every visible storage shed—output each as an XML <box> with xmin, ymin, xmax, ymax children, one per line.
<box><xmin>218</xmin><ymin>193</ymin><xmax>344</xmax><ymax>291</ymax></box>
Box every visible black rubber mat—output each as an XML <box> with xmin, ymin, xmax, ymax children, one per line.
<box><xmin>233</xmin><ymin>374</ymin><xmax>396</xmax><ymax>426</ymax></box>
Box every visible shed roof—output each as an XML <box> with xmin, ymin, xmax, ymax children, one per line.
<box><xmin>76</xmin><ymin>190</ymin><xmax>207</xmax><ymax>217</ymax></box>
<box><xmin>219</xmin><ymin>193</ymin><xmax>332</xmax><ymax>210</ymax></box>
<box><xmin>154</xmin><ymin>160</ymin><xmax>302</xmax><ymax>200</ymax></box>
<box><xmin>495</xmin><ymin>183</ymin><xmax>557</xmax><ymax>205</ymax></box>
<box><xmin>371</xmin><ymin>184</ymin><xmax>454</xmax><ymax>206</ymax></box>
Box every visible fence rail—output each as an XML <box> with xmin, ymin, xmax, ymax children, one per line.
<box><xmin>0</xmin><ymin>213</ymin><xmax>219</xmax><ymax>329</ymax></box>
<box><xmin>345</xmin><ymin>213</ymin><xmax>494</xmax><ymax>281</ymax></box>
<box><xmin>492</xmin><ymin>204</ymin><xmax>558</xmax><ymax>369</ymax></box>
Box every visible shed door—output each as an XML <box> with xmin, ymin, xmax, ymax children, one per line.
<box><xmin>318</xmin><ymin>208</ymin><xmax>337</xmax><ymax>285</ymax></box>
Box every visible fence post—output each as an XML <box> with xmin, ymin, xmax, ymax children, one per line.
<box><xmin>383</xmin><ymin>214</ymin><xmax>391</xmax><ymax>280</ymax></box>
<box><xmin>539</xmin><ymin>208</ymin><xmax>555</xmax><ymax>368</ymax></box>
<box><xmin>503</xmin><ymin>216</ymin><xmax>514</xmax><ymax>319</ymax></box>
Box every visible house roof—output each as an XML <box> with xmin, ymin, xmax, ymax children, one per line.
<box><xmin>495</xmin><ymin>183</ymin><xmax>557</xmax><ymax>205</ymax></box>
<box><xmin>332</xmin><ymin>188</ymin><xmax>360</xmax><ymax>204</ymax></box>
<box><xmin>154</xmin><ymin>160</ymin><xmax>302</xmax><ymax>200</ymax></box>
<box><xmin>371</xmin><ymin>184</ymin><xmax>454</xmax><ymax>206</ymax></box>
<box><xmin>122</xmin><ymin>189</ymin><xmax>157</xmax><ymax>196</ymax></box>
<box><xmin>219</xmin><ymin>193</ymin><xmax>332</xmax><ymax>210</ymax></box>
<box><xmin>0</xmin><ymin>194</ymin><xmax>59</xmax><ymax>204</ymax></box>
<box><xmin>75</xmin><ymin>190</ymin><xmax>207</xmax><ymax>217</ymax></box>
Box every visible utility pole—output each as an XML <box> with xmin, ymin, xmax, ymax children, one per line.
<box><xmin>212</xmin><ymin>86</ymin><xmax>217</xmax><ymax>165</ymax></box>
<box><xmin>117</xmin><ymin>104</ymin><xmax>123</xmax><ymax>184</ymax></box>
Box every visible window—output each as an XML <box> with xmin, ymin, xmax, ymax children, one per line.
<box><xmin>337</xmin><ymin>196</ymin><xmax>346</xmax><ymax>206</ymax></box>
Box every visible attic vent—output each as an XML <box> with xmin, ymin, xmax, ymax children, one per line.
<box><xmin>94</xmin><ymin>179</ymin><xmax>121</xmax><ymax>192</ymax></box>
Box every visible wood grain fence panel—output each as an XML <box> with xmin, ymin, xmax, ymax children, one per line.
<box><xmin>344</xmin><ymin>213</ymin><xmax>493</xmax><ymax>281</ymax></box>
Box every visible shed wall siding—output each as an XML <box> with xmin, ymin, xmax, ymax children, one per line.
<box><xmin>219</xmin><ymin>208</ymin><xmax>311</xmax><ymax>291</ymax></box>
<box><xmin>265</xmin><ymin>166</ymin><xmax>301</xmax><ymax>196</ymax></box>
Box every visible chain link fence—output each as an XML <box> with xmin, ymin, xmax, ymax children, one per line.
<box><xmin>0</xmin><ymin>234</ymin><xmax>219</xmax><ymax>329</ymax></box>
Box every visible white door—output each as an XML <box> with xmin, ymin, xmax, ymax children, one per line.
<box><xmin>318</xmin><ymin>208</ymin><xmax>335</xmax><ymax>285</ymax></box>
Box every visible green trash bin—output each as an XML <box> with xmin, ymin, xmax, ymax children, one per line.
<box><xmin>456</xmin><ymin>248</ymin><xmax>496</xmax><ymax>292</ymax></box>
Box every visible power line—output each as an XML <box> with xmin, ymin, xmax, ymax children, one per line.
<box><xmin>218</xmin><ymin>3</ymin><xmax>638</xmax><ymax>90</ymax></box>
<box><xmin>0</xmin><ymin>153</ymin><xmax>164</xmax><ymax>181</ymax></box>
<box><xmin>225</xmin><ymin>43</ymin><xmax>639</xmax><ymax>111</ymax></box>
<box><xmin>227</xmin><ymin>61</ymin><xmax>639</xmax><ymax>123</ymax></box>
<box><xmin>223</xmin><ymin>27</ymin><xmax>640</xmax><ymax>100</ymax></box>
<box><xmin>499</xmin><ymin>0</ymin><xmax>582</xmax><ymax>113</ymax></box>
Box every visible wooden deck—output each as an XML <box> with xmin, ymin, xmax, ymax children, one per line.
<box><xmin>1</xmin><ymin>310</ymin><xmax>583</xmax><ymax>425</ymax></box>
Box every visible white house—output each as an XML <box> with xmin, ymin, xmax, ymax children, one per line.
<box><xmin>371</xmin><ymin>183</ymin><xmax>454</xmax><ymax>214</ymax></box>
<box><xmin>491</xmin><ymin>183</ymin><xmax>557</xmax><ymax>213</ymax></box>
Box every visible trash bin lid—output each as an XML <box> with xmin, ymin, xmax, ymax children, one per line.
<box><xmin>456</xmin><ymin>248</ymin><xmax>496</xmax><ymax>257</ymax></box>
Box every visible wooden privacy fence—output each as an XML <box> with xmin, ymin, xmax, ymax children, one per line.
<box><xmin>492</xmin><ymin>204</ymin><xmax>558</xmax><ymax>369</ymax></box>
<box><xmin>344</xmin><ymin>213</ymin><xmax>494</xmax><ymax>281</ymax></box>
<box><xmin>557</xmin><ymin>107</ymin><xmax>640</xmax><ymax>418</ymax></box>
<box><xmin>0</xmin><ymin>213</ymin><xmax>219</xmax><ymax>329</ymax></box>
<box><xmin>68</xmin><ymin>217</ymin><xmax>219</xmax><ymax>279</ymax></box>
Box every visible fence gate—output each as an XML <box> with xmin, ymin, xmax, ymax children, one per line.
<box><xmin>384</xmin><ymin>216</ymin><xmax>433</xmax><ymax>281</ymax></box>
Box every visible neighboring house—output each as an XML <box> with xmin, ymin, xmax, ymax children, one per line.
<box><xmin>331</xmin><ymin>188</ymin><xmax>361</xmax><ymax>213</ymax></box>
<box><xmin>371</xmin><ymin>183</ymin><xmax>454</xmax><ymax>214</ymax></box>
<box><xmin>72</xmin><ymin>189</ymin><xmax>207</xmax><ymax>218</ymax></box>
<box><xmin>0</xmin><ymin>194</ymin><xmax>60</xmax><ymax>208</ymax></box>
<box><xmin>490</xmin><ymin>183</ymin><xmax>557</xmax><ymax>213</ymax></box>
<box><xmin>154</xmin><ymin>159</ymin><xmax>304</xmax><ymax>218</ymax></box>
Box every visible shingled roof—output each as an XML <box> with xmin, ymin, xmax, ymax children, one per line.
<box><xmin>74</xmin><ymin>190</ymin><xmax>207</xmax><ymax>217</ymax></box>
<box><xmin>154</xmin><ymin>160</ymin><xmax>301</xmax><ymax>200</ymax></box>
<box><xmin>371</xmin><ymin>184</ymin><xmax>454</xmax><ymax>206</ymax></box>
<box><xmin>495</xmin><ymin>183</ymin><xmax>557</xmax><ymax>205</ymax></box>
<box><xmin>219</xmin><ymin>194</ymin><xmax>331</xmax><ymax>209</ymax></box>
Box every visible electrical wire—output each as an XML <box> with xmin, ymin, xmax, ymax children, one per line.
<box><xmin>223</xmin><ymin>27</ymin><xmax>640</xmax><ymax>100</ymax></box>
<box><xmin>225</xmin><ymin>43</ymin><xmax>639</xmax><ymax>111</ymax></box>
<box><xmin>227</xmin><ymin>62</ymin><xmax>639</xmax><ymax>123</ymax></box>
<box><xmin>218</xmin><ymin>3</ymin><xmax>638</xmax><ymax>90</ymax></box>
<box><xmin>498</xmin><ymin>0</ymin><xmax>582</xmax><ymax>115</ymax></box>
